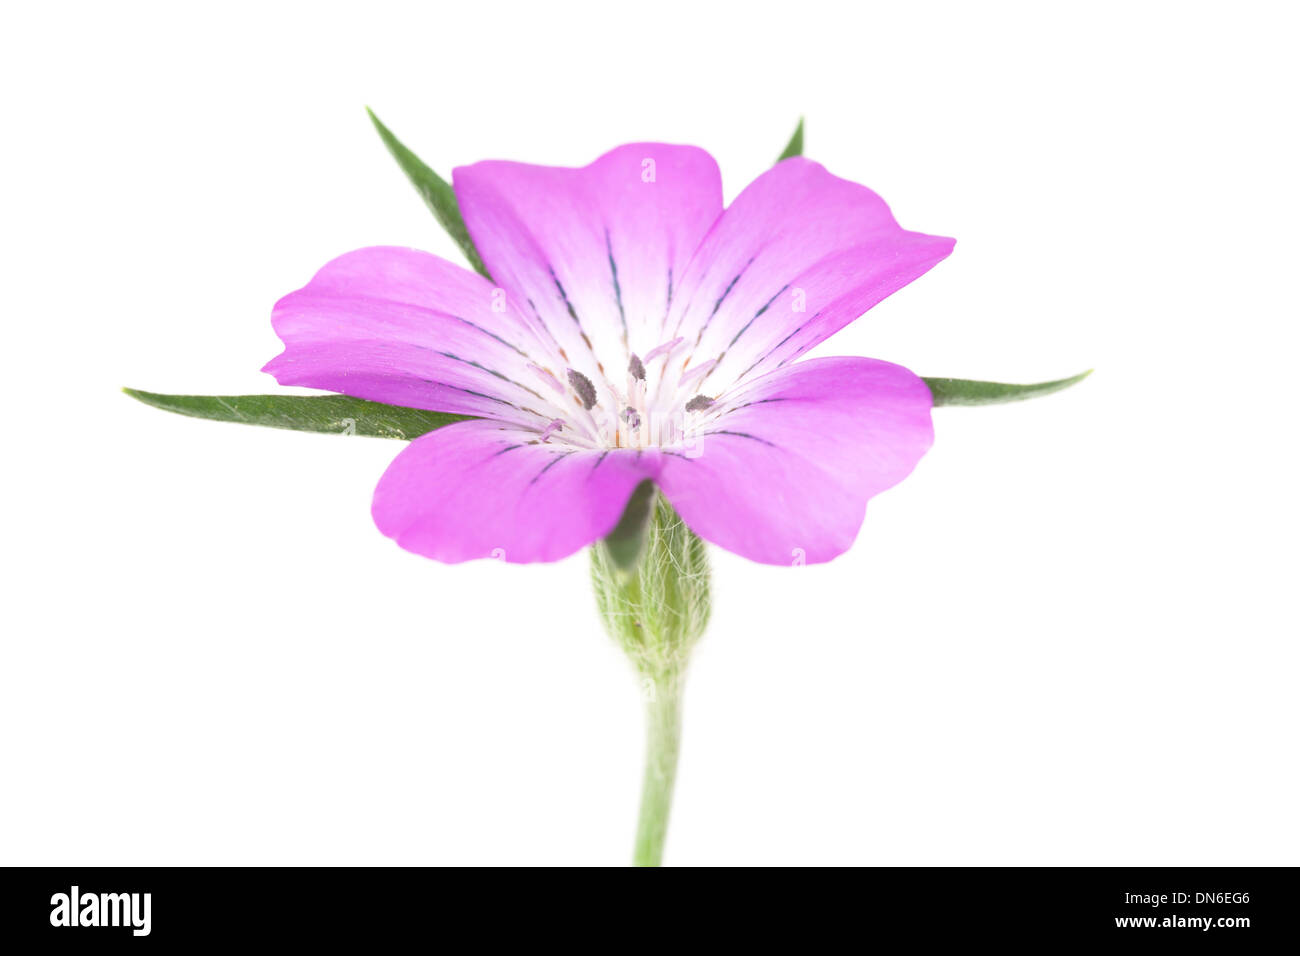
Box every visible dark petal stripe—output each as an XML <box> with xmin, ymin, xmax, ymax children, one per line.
<box><xmin>735</xmin><ymin>310</ymin><xmax>822</xmax><ymax>381</ymax></box>
<box><xmin>701</xmin><ymin>429</ymin><xmax>778</xmax><ymax>448</ymax></box>
<box><xmin>695</xmin><ymin>307</ymin><xmax>792</xmax><ymax>389</ymax></box>
<box><xmin>450</xmin><ymin>314</ymin><xmax>532</xmax><ymax>358</ymax></box>
<box><xmin>550</xmin><ymin>268</ymin><xmax>583</xmax><ymax>326</ymax></box>
<box><xmin>702</xmin><ymin>256</ymin><xmax>755</xmax><ymax>331</ymax></box>
<box><xmin>529</xmin><ymin>450</ymin><xmax>577</xmax><ymax>485</ymax></box>
<box><xmin>544</xmin><ymin>268</ymin><xmax>606</xmax><ymax>372</ymax></box>
<box><xmin>435</xmin><ymin>351</ymin><xmax>546</xmax><ymax>401</ymax></box>
<box><xmin>605</xmin><ymin>229</ymin><xmax>628</xmax><ymax>337</ymax></box>
<box><xmin>422</xmin><ymin>381</ymin><xmax>548</xmax><ymax>421</ymax></box>
<box><xmin>728</xmin><ymin>283</ymin><xmax>790</xmax><ymax>349</ymax></box>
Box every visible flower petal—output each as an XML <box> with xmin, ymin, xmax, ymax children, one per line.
<box><xmin>657</xmin><ymin>357</ymin><xmax>934</xmax><ymax>565</ymax></box>
<box><xmin>372</xmin><ymin>419</ymin><xmax>660</xmax><ymax>563</ymax></box>
<box><xmin>263</xmin><ymin>246</ymin><xmax>567</xmax><ymax>427</ymax></box>
<box><xmin>453</xmin><ymin>144</ymin><xmax>723</xmax><ymax>391</ymax></box>
<box><xmin>661</xmin><ymin>158</ymin><xmax>955</xmax><ymax>394</ymax></box>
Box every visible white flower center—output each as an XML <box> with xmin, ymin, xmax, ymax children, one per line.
<box><xmin>531</xmin><ymin>339</ymin><xmax>719</xmax><ymax>452</ymax></box>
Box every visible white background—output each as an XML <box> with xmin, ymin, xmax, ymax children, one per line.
<box><xmin>3</xmin><ymin>1</ymin><xmax>1296</xmax><ymax>866</ymax></box>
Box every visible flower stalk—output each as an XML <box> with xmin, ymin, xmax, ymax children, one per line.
<box><xmin>591</xmin><ymin>489</ymin><xmax>710</xmax><ymax>866</ymax></box>
<box><xmin>633</xmin><ymin>667</ymin><xmax>684</xmax><ymax>867</ymax></box>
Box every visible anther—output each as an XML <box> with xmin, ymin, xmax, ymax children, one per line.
<box><xmin>684</xmin><ymin>394</ymin><xmax>715</xmax><ymax>413</ymax></box>
<box><xmin>628</xmin><ymin>354</ymin><xmax>646</xmax><ymax>381</ymax></box>
<box><xmin>566</xmin><ymin>368</ymin><xmax>598</xmax><ymax>410</ymax></box>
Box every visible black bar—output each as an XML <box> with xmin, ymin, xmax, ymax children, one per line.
<box><xmin>0</xmin><ymin>866</ymin><xmax>1293</xmax><ymax>945</ymax></box>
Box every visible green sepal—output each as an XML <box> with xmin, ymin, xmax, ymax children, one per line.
<box><xmin>600</xmin><ymin>480</ymin><xmax>659</xmax><ymax>576</ymax></box>
<box><xmin>122</xmin><ymin>389</ymin><xmax>470</xmax><ymax>440</ymax></box>
<box><xmin>923</xmin><ymin>370</ymin><xmax>1093</xmax><ymax>406</ymax></box>
<box><xmin>366</xmin><ymin>108</ymin><xmax>490</xmax><ymax>278</ymax></box>
<box><xmin>591</xmin><ymin>489</ymin><xmax>711</xmax><ymax>677</ymax></box>
<box><xmin>776</xmin><ymin>117</ymin><xmax>805</xmax><ymax>162</ymax></box>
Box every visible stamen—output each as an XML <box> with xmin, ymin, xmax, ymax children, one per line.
<box><xmin>644</xmin><ymin>337</ymin><xmax>684</xmax><ymax>362</ymax></box>
<box><xmin>538</xmin><ymin>419</ymin><xmax>564</xmax><ymax>442</ymax></box>
<box><xmin>679</xmin><ymin>359</ymin><xmax>717</xmax><ymax>387</ymax></box>
<box><xmin>628</xmin><ymin>354</ymin><xmax>646</xmax><ymax>381</ymax></box>
<box><xmin>566</xmin><ymin>368</ymin><xmax>598</xmax><ymax>410</ymax></box>
<box><xmin>684</xmin><ymin>394</ymin><xmax>715</xmax><ymax>413</ymax></box>
<box><xmin>528</xmin><ymin>363</ymin><xmax>566</xmax><ymax>395</ymax></box>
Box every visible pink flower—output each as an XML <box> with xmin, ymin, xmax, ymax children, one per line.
<box><xmin>263</xmin><ymin>145</ymin><xmax>954</xmax><ymax>565</ymax></box>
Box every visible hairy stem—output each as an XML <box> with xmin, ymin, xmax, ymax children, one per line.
<box><xmin>633</xmin><ymin>669</ymin><xmax>684</xmax><ymax>867</ymax></box>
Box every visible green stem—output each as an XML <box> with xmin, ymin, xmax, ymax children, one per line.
<box><xmin>591</xmin><ymin>491</ymin><xmax>710</xmax><ymax>866</ymax></box>
<box><xmin>633</xmin><ymin>670</ymin><xmax>684</xmax><ymax>867</ymax></box>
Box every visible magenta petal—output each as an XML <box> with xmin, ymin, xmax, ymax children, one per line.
<box><xmin>663</xmin><ymin>158</ymin><xmax>954</xmax><ymax>392</ymax></box>
<box><xmin>263</xmin><ymin>246</ymin><xmax>561</xmax><ymax>426</ymax></box>
<box><xmin>372</xmin><ymin>420</ymin><xmax>659</xmax><ymax>564</ymax></box>
<box><xmin>657</xmin><ymin>357</ymin><xmax>934</xmax><ymax>565</ymax></box>
<box><xmin>453</xmin><ymin>144</ymin><xmax>723</xmax><ymax>387</ymax></box>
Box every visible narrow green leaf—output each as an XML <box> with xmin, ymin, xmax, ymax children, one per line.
<box><xmin>365</xmin><ymin>107</ymin><xmax>490</xmax><ymax>278</ymax></box>
<box><xmin>923</xmin><ymin>370</ymin><xmax>1093</xmax><ymax>407</ymax></box>
<box><xmin>123</xmin><ymin>389</ymin><xmax>470</xmax><ymax>440</ymax></box>
<box><xmin>776</xmin><ymin>117</ymin><xmax>805</xmax><ymax>162</ymax></box>
<box><xmin>601</xmin><ymin>480</ymin><xmax>659</xmax><ymax>574</ymax></box>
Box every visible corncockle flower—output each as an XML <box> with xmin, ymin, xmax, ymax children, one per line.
<box><xmin>263</xmin><ymin>144</ymin><xmax>951</xmax><ymax>566</ymax></box>
<box><xmin>126</xmin><ymin>115</ymin><xmax>1088</xmax><ymax>865</ymax></box>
